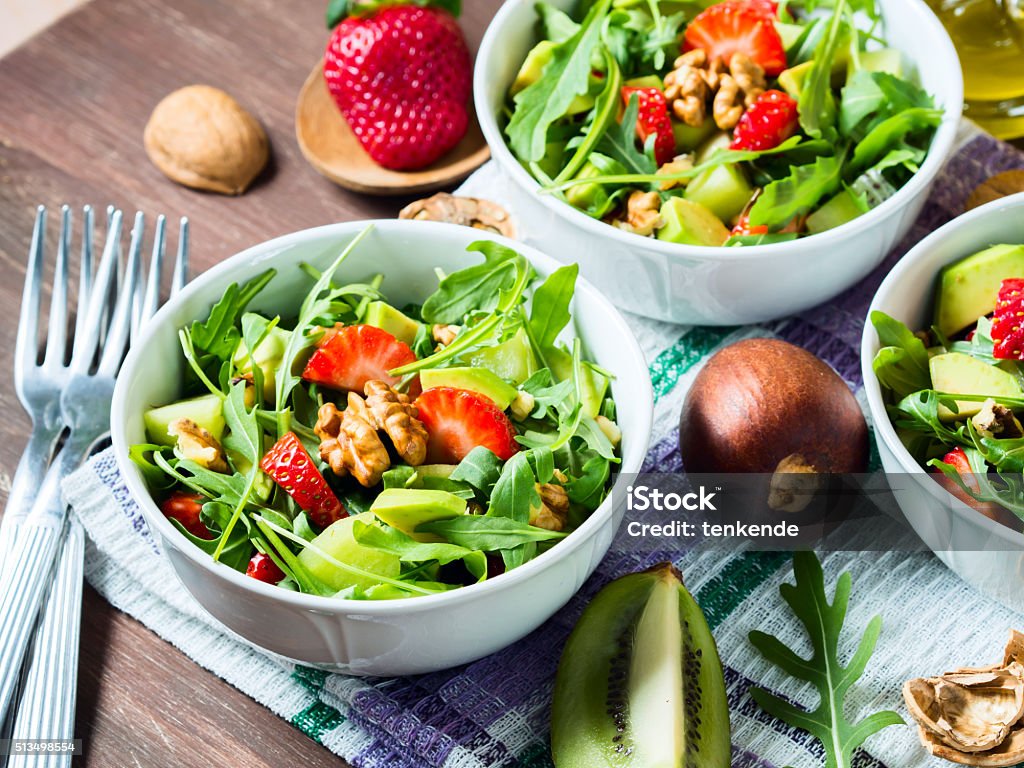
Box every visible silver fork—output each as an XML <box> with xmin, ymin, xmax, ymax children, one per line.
<box><xmin>4</xmin><ymin>212</ymin><xmax>189</xmax><ymax>767</ymax></box>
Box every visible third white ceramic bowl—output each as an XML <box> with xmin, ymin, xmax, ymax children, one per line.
<box><xmin>475</xmin><ymin>0</ymin><xmax>963</xmax><ymax>325</ymax></box>
<box><xmin>862</xmin><ymin>193</ymin><xmax>1024</xmax><ymax>613</ymax></box>
<box><xmin>111</xmin><ymin>220</ymin><xmax>653</xmax><ymax>675</ymax></box>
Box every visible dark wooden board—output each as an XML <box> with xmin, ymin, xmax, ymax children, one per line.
<box><xmin>0</xmin><ymin>0</ymin><xmax>501</xmax><ymax>764</ymax></box>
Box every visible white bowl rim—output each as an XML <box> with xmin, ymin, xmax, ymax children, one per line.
<box><xmin>861</xmin><ymin>192</ymin><xmax>1024</xmax><ymax>548</ymax></box>
<box><xmin>473</xmin><ymin>0</ymin><xmax>964</xmax><ymax>263</ymax></box>
<box><xmin>111</xmin><ymin>219</ymin><xmax>654</xmax><ymax>615</ymax></box>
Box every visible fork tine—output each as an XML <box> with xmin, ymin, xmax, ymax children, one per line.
<box><xmin>171</xmin><ymin>217</ymin><xmax>189</xmax><ymax>296</ymax></box>
<box><xmin>129</xmin><ymin>213</ymin><xmax>148</xmax><ymax>343</ymax></box>
<box><xmin>42</xmin><ymin>206</ymin><xmax>71</xmax><ymax>369</ymax></box>
<box><xmin>73</xmin><ymin>206</ymin><xmax>95</xmax><ymax>344</ymax></box>
<box><xmin>71</xmin><ymin>209</ymin><xmax>122</xmax><ymax>373</ymax></box>
<box><xmin>15</xmin><ymin>207</ymin><xmax>46</xmax><ymax>384</ymax></box>
<box><xmin>97</xmin><ymin>212</ymin><xmax>144</xmax><ymax>377</ymax></box>
<box><xmin>137</xmin><ymin>215</ymin><xmax>166</xmax><ymax>331</ymax></box>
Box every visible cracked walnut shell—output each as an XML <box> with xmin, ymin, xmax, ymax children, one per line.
<box><xmin>144</xmin><ymin>85</ymin><xmax>268</xmax><ymax>195</ymax></box>
<box><xmin>904</xmin><ymin>631</ymin><xmax>1024</xmax><ymax>765</ymax></box>
<box><xmin>399</xmin><ymin>193</ymin><xmax>515</xmax><ymax>238</ymax></box>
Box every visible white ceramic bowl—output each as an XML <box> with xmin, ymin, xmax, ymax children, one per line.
<box><xmin>862</xmin><ymin>193</ymin><xmax>1024</xmax><ymax>613</ymax></box>
<box><xmin>475</xmin><ymin>0</ymin><xmax>963</xmax><ymax>325</ymax></box>
<box><xmin>111</xmin><ymin>220</ymin><xmax>653</xmax><ymax>675</ymax></box>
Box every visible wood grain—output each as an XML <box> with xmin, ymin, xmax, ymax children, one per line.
<box><xmin>0</xmin><ymin>0</ymin><xmax>501</xmax><ymax>764</ymax></box>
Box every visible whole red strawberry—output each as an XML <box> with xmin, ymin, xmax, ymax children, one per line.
<box><xmin>992</xmin><ymin>278</ymin><xmax>1024</xmax><ymax>359</ymax></box>
<box><xmin>323</xmin><ymin>5</ymin><xmax>471</xmax><ymax>170</ymax></box>
<box><xmin>730</xmin><ymin>89</ymin><xmax>799</xmax><ymax>151</ymax></box>
<box><xmin>620</xmin><ymin>86</ymin><xmax>676</xmax><ymax>166</ymax></box>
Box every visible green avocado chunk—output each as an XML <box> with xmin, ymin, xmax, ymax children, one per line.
<box><xmin>144</xmin><ymin>394</ymin><xmax>225</xmax><ymax>447</ymax></box>
<box><xmin>371</xmin><ymin>488</ymin><xmax>467</xmax><ymax>538</ymax></box>
<box><xmin>929</xmin><ymin>352</ymin><xmax>1023</xmax><ymax>421</ymax></box>
<box><xmin>463</xmin><ymin>328</ymin><xmax>538</xmax><ymax>385</ymax></box>
<box><xmin>363</xmin><ymin>301</ymin><xmax>421</xmax><ymax>346</ymax></box>
<box><xmin>934</xmin><ymin>245</ymin><xmax>1024</xmax><ymax>337</ymax></box>
<box><xmin>232</xmin><ymin>326</ymin><xmax>291</xmax><ymax>400</ymax></box>
<box><xmin>297</xmin><ymin>513</ymin><xmax>401</xmax><ymax>591</ymax></box>
<box><xmin>806</xmin><ymin>189</ymin><xmax>867</xmax><ymax>234</ymax></box>
<box><xmin>420</xmin><ymin>367</ymin><xmax>518</xmax><ymax>410</ymax></box>
<box><xmin>684</xmin><ymin>164</ymin><xmax>754</xmax><ymax>224</ymax></box>
<box><xmin>657</xmin><ymin>198</ymin><xmax>730</xmax><ymax>247</ymax></box>
<box><xmin>547</xmin><ymin>346</ymin><xmax>608</xmax><ymax>420</ymax></box>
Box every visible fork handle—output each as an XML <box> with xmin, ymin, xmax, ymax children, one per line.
<box><xmin>7</xmin><ymin>521</ymin><xmax>83</xmax><ymax>768</ymax></box>
<box><xmin>0</xmin><ymin>428</ymin><xmax>61</xmax><ymax>558</ymax></box>
<box><xmin>0</xmin><ymin>459</ymin><xmax>68</xmax><ymax>726</ymax></box>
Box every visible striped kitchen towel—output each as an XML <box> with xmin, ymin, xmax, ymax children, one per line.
<box><xmin>64</xmin><ymin>120</ymin><xmax>1024</xmax><ymax>768</ymax></box>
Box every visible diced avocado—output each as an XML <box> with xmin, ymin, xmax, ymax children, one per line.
<box><xmin>463</xmin><ymin>328</ymin><xmax>538</xmax><ymax>385</ymax></box>
<box><xmin>144</xmin><ymin>394</ymin><xmax>225</xmax><ymax>447</ymax></box>
<box><xmin>565</xmin><ymin>161</ymin><xmax>610</xmax><ymax>213</ymax></box>
<box><xmin>226</xmin><ymin>449</ymin><xmax>275</xmax><ymax>502</ymax></box>
<box><xmin>672</xmin><ymin>118</ymin><xmax>717</xmax><ymax>153</ymax></box>
<box><xmin>547</xmin><ymin>346</ymin><xmax>608</xmax><ymax>420</ymax></box>
<box><xmin>934</xmin><ymin>245</ymin><xmax>1024</xmax><ymax>337</ymax></box>
<box><xmin>694</xmin><ymin>132</ymin><xmax>732</xmax><ymax>165</ymax></box>
<box><xmin>806</xmin><ymin>189</ymin><xmax>868</xmax><ymax>234</ymax></box>
<box><xmin>233</xmin><ymin>326</ymin><xmax>291</xmax><ymax>400</ymax></box>
<box><xmin>415</xmin><ymin>465</ymin><xmax>457</xmax><ymax>479</ymax></box>
<box><xmin>930</xmin><ymin>353</ymin><xmax>1024</xmax><ymax>420</ymax></box>
<box><xmin>779</xmin><ymin>60</ymin><xmax>815</xmax><ymax>98</ymax></box>
<box><xmin>364</xmin><ymin>301</ymin><xmax>421</xmax><ymax>346</ymax></box>
<box><xmin>297</xmin><ymin>513</ymin><xmax>401</xmax><ymax>591</ymax></box>
<box><xmin>657</xmin><ymin>198</ymin><xmax>730</xmax><ymax>247</ymax></box>
<box><xmin>371</xmin><ymin>488</ymin><xmax>467</xmax><ymax>538</ymax></box>
<box><xmin>684</xmin><ymin>164</ymin><xmax>754</xmax><ymax>224</ymax></box>
<box><xmin>775</xmin><ymin>21</ymin><xmax>806</xmax><ymax>51</ymax></box>
<box><xmin>858</xmin><ymin>48</ymin><xmax>905</xmax><ymax>78</ymax></box>
<box><xmin>511</xmin><ymin>40</ymin><xmax>595</xmax><ymax>114</ymax></box>
<box><xmin>624</xmin><ymin>75</ymin><xmax>665</xmax><ymax>90</ymax></box>
<box><xmin>420</xmin><ymin>367</ymin><xmax>518</xmax><ymax>410</ymax></box>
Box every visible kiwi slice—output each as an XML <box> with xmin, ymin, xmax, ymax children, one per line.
<box><xmin>550</xmin><ymin>563</ymin><xmax>730</xmax><ymax>767</ymax></box>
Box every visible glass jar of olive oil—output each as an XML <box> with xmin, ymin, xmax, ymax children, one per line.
<box><xmin>926</xmin><ymin>0</ymin><xmax>1024</xmax><ymax>139</ymax></box>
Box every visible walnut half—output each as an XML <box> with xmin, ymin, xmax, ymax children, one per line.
<box><xmin>168</xmin><ymin>418</ymin><xmax>228</xmax><ymax>474</ymax></box>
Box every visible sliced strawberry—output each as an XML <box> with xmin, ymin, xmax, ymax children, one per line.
<box><xmin>742</xmin><ymin>0</ymin><xmax>779</xmax><ymax>19</ymax></box>
<box><xmin>683</xmin><ymin>2</ymin><xmax>787</xmax><ymax>77</ymax></box>
<box><xmin>992</xmin><ymin>278</ymin><xmax>1024</xmax><ymax>359</ymax></box>
<box><xmin>302</xmin><ymin>324</ymin><xmax>417</xmax><ymax>393</ymax></box>
<box><xmin>730</xmin><ymin>89</ymin><xmax>799</xmax><ymax>151</ymax></box>
<box><xmin>731</xmin><ymin>211</ymin><xmax>769</xmax><ymax>237</ymax></box>
<box><xmin>620</xmin><ymin>86</ymin><xmax>676</xmax><ymax>166</ymax></box>
<box><xmin>246</xmin><ymin>552</ymin><xmax>286</xmax><ymax>584</ymax></box>
<box><xmin>414</xmin><ymin>387</ymin><xmax>520</xmax><ymax>464</ymax></box>
<box><xmin>160</xmin><ymin>490</ymin><xmax>211</xmax><ymax>539</ymax></box>
<box><xmin>260</xmin><ymin>432</ymin><xmax>347</xmax><ymax>527</ymax></box>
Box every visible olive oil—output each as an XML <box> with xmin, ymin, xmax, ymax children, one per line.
<box><xmin>926</xmin><ymin>0</ymin><xmax>1024</xmax><ymax>138</ymax></box>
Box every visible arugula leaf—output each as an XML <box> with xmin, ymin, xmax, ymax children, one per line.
<box><xmin>554</xmin><ymin>48</ymin><xmax>622</xmax><ymax>184</ymax></box>
<box><xmin>537</xmin><ymin>2</ymin><xmax>580</xmax><ymax>42</ymax></box>
<box><xmin>840</xmin><ymin>71</ymin><xmax>934</xmax><ymax>138</ymax></box>
<box><xmin>797</xmin><ymin>0</ymin><xmax>848</xmax><ymax>141</ymax></box>
<box><xmin>188</xmin><ymin>269</ymin><xmax>275</xmax><ymax>363</ymax></box>
<box><xmin>487</xmin><ymin>451</ymin><xmax>541</xmax><ymax>570</ymax></box>
<box><xmin>129</xmin><ymin>444</ymin><xmax>177</xmax><ymax>490</ymax></box>
<box><xmin>421</xmin><ymin>241</ymin><xmax>520</xmax><ymax>324</ymax></box>
<box><xmin>521</xmin><ymin>369</ymin><xmax>575</xmax><ymax>421</ymax></box>
<box><xmin>449</xmin><ymin>446</ymin><xmax>504</xmax><ymax>494</ymax></box>
<box><xmin>870</xmin><ymin>310</ymin><xmax>931</xmax><ymax>399</ymax></box>
<box><xmin>529</xmin><ymin>264</ymin><xmax>578</xmax><ymax>350</ymax></box>
<box><xmin>566</xmin><ymin>454</ymin><xmax>610</xmax><ymax>510</ymax></box>
<box><xmin>352</xmin><ymin>520</ymin><xmax>487</xmax><ymax>581</ymax></box>
<box><xmin>417</xmin><ymin>514</ymin><xmax>567</xmax><ymax>550</ymax></box>
<box><xmin>849</xmin><ymin>108</ymin><xmax>943</xmax><ymax>176</ymax></box>
<box><xmin>889</xmin><ymin>390</ymin><xmax>969</xmax><ymax>446</ymax></box>
<box><xmin>749</xmin><ymin>154</ymin><xmax>845</xmax><ymax>230</ymax></box>
<box><xmin>275</xmin><ymin>225</ymin><xmax>374</xmax><ymax>423</ymax></box>
<box><xmin>214</xmin><ymin>381</ymin><xmax>265</xmax><ymax>560</ymax></box>
<box><xmin>749</xmin><ymin>552</ymin><xmax>904</xmax><ymax>768</ymax></box>
<box><xmin>596</xmin><ymin>92</ymin><xmax>657</xmax><ymax>177</ymax></box>
<box><xmin>506</xmin><ymin>0</ymin><xmax>611</xmax><ymax>162</ymax></box>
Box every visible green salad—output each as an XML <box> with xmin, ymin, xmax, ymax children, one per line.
<box><xmin>873</xmin><ymin>243</ymin><xmax>1024</xmax><ymax>529</ymax></box>
<box><xmin>505</xmin><ymin>0</ymin><xmax>941</xmax><ymax>246</ymax></box>
<box><xmin>131</xmin><ymin>227</ymin><xmax>620</xmax><ymax>599</ymax></box>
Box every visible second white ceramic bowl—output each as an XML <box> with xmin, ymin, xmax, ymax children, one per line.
<box><xmin>862</xmin><ymin>193</ymin><xmax>1024</xmax><ymax>613</ymax></box>
<box><xmin>111</xmin><ymin>220</ymin><xmax>653</xmax><ymax>675</ymax></box>
<box><xmin>475</xmin><ymin>0</ymin><xmax>963</xmax><ymax>325</ymax></box>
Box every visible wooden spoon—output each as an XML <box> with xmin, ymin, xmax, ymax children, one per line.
<box><xmin>295</xmin><ymin>62</ymin><xmax>490</xmax><ymax>196</ymax></box>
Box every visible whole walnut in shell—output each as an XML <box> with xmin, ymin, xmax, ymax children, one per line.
<box><xmin>144</xmin><ymin>85</ymin><xmax>268</xmax><ymax>195</ymax></box>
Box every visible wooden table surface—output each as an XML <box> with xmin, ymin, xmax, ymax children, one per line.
<box><xmin>0</xmin><ymin>0</ymin><xmax>501</xmax><ymax>764</ymax></box>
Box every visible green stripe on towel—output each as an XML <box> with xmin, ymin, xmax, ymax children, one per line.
<box><xmin>650</xmin><ymin>327</ymin><xmax>737</xmax><ymax>400</ymax></box>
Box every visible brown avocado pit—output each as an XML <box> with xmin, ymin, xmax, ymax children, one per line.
<box><xmin>679</xmin><ymin>339</ymin><xmax>869</xmax><ymax>508</ymax></box>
